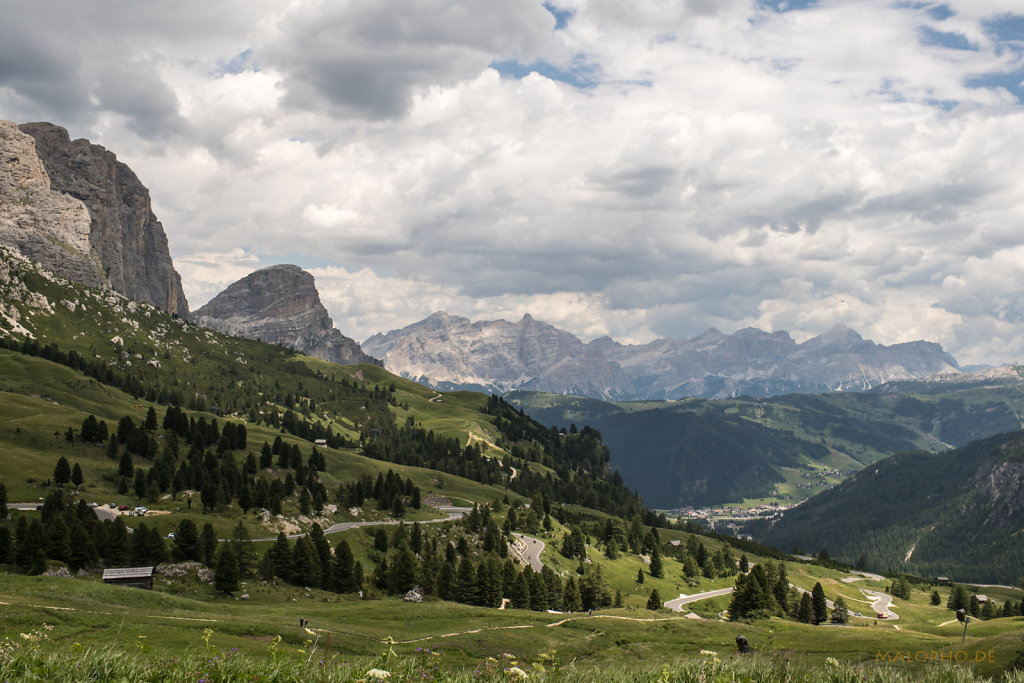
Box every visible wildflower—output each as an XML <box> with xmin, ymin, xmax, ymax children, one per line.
<box><xmin>826</xmin><ymin>657</ymin><xmax>841</xmax><ymax>667</ymax></box>
<box><xmin>366</xmin><ymin>668</ymin><xmax>391</xmax><ymax>680</ymax></box>
<box><xmin>509</xmin><ymin>666</ymin><xmax>529</xmax><ymax>680</ymax></box>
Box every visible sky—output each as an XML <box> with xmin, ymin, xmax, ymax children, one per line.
<box><xmin>3</xmin><ymin>0</ymin><xmax>1024</xmax><ymax>367</ymax></box>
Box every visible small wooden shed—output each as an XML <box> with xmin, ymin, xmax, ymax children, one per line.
<box><xmin>102</xmin><ymin>566</ymin><xmax>155</xmax><ymax>589</ymax></box>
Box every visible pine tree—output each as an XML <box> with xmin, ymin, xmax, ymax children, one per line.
<box><xmin>214</xmin><ymin>544</ymin><xmax>240</xmax><ymax>595</ymax></box>
<box><xmin>797</xmin><ymin>592</ymin><xmax>813</xmax><ymax>623</ymax></box>
<box><xmin>388</xmin><ymin>547</ymin><xmax>419</xmax><ymax>595</ymax></box>
<box><xmin>649</xmin><ymin>545</ymin><xmax>663</xmax><ymax>578</ymax></box>
<box><xmin>71</xmin><ymin>463</ymin><xmax>84</xmax><ymax>489</ymax></box>
<box><xmin>172</xmin><ymin>519</ymin><xmax>201</xmax><ymax>562</ymax></box>
<box><xmin>200</xmin><ymin>523</ymin><xmax>218</xmax><ymax>566</ymax></box>
<box><xmin>0</xmin><ymin>481</ymin><xmax>7</xmax><ymax>519</ymax></box>
<box><xmin>53</xmin><ymin>456</ymin><xmax>71</xmax><ymax>487</ymax></box>
<box><xmin>931</xmin><ymin>590</ymin><xmax>941</xmax><ymax>606</ymax></box>
<box><xmin>831</xmin><ymin>596</ymin><xmax>849</xmax><ymax>624</ymax></box>
<box><xmin>563</xmin><ymin>576</ymin><xmax>583</xmax><ymax>612</ymax></box>
<box><xmin>333</xmin><ymin>540</ymin><xmax>358</xmax><ymax>593</ymax></box>
<box><xmin>637</xmin><ymin>568</ymin><xmax>645</xmax><ymax>584</ymax></box>
<box><xmin>647</xmin><ymin>588</ymin><xmax>662</xmax><ymax>610</ymax></box>
<box><xmin>811</xmin><ymin>583</ymin><xmax>828</xmax><ymax>625</ymax></box>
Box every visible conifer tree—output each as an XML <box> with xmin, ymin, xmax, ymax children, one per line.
<box><xmin>811</xmin><ymin>583</ymin><xmax>828</xmax><ymax>625</ymax></box>
<box><xmin>53</xmin><ymin>456</ymin><xmax>71</xmax><ymax>487</ymax></box>
<box><xmin>563</xmin><ymin>576</ymin><xmax>583</xmax><ymax>612</ymax></box>
<box><xmin>71</xmin><ymin>463</ymin><xmax>84</xmax><ymax>489</ymax></box>
<box><xmin>215</xmin><ymin>544</ymin><xmax>240</xmax><ymax>595</ymax></box>
<box><xmin>647</xmin><ymin>588</ymin><xmax>662</xmax><ymax>610</ymax></box>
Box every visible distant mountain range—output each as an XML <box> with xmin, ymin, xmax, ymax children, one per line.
<box><xmin>363</xmin><ymin>311</ymin><xmax>960</xmax><ymax>400</ymax></box>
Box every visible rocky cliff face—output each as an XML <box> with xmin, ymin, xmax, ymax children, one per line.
<box><xmin>363</xmin><ymin>314</ymin><xmax>960</xmax><ymax>399</ymax></box>
<box><xmin>194</xmin><ymin>264</ymin><xmax>379</xmax><ymax>366</ymax></box>
<box><xmin>0</xmin><ymin>120</ymin><xmax>103</xmax><ymax>287</ymax></box>
<box><xmin>17</xmin><ymin>122</ymin><xmax>189</xmax><ymax>318</ymax></box>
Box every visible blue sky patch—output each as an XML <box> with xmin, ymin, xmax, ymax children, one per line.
<box><xmin>543</xmin><ymin>2</ymin><xmax>573</xmax><ymax>30</ymax></box>
<box><xmin>491</xmin><ymin>58</ymin><xmax>599</xmax><ymax>89</ymax></box>
<box><xmin>966</xmin><ymin>71</ymin><xmax>1024</xmax><ymax>103</ymax></box>
<box><xmin>215</xmin><ymin>49</ymin><xmax>257</xmax><ymax>76</ymax></box>
<box><xmin>759</xmin><ymin>0</ymin><xmax>819</xmax><ymax>12</ymax></box>
<box><xmin>918</xmin><ymin>26</ymin><xmax>975</xmax><ymax>51</ymax></box>
<box><xmin>983</xmin><ymin>13</ymin><xmax>1024</xmax><ymax>42</ymax></box>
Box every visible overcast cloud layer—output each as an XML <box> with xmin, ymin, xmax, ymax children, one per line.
<box><xmin>3</xmin><ymin>0</ymin><xmax>1024</xmax><ymax>366</ymax></box>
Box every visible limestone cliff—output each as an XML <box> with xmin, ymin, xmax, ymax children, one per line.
<box><xmin>18</xmin><ymin>122</ymin><xmax>189</xmax><ymax>318</ymax></box>
<box><xmin>0</xmin><ymin>120</ymin><xmax>103</xmax><ymax>287</ymax></box>
<box><xmin>194</xmin><ymin>264</ymin><xmax>379</xmax><ymax>366</ymax></box>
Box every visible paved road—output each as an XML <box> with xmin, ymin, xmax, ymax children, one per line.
<box><xmin>9</xmin><ymin>501</ymin><xmax>115</xmax><ymax>522</ymax></box>
<box><xmin>862</xmin><ymin>589</ymin><xmax>899</xmax><ymax>620</ymax></box>
<box><xmin>512</xmin><ymin>533</ymin><xmax>545</xmax><ymax>572</ymax></box>
<box><xmin>251</xmin><ymin>506</ymin><xmax>470</xmax><ymax>542</ymax></box>
<box><xmin>664</xmin><ymin>587</ymin><xmax>734</xmax><ymax>612</ymax></box>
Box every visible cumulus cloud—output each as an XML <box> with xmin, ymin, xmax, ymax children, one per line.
<box><xmin>3</xmin><ymin>0</ymin><xmax>1024</xmax><ymax>366</ymax></box>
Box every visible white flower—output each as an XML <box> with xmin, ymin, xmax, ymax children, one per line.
<box><xmin>509</xmin><ymin>666</ymin><xmax>529</xmax><ymax>680</ymax></box>
<box><xmin>365</xmin><ymin>669</ymin><xmax>391</xmax><ymax>680</ymax></box>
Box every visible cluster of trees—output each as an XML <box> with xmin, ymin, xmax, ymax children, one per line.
<box><xmin>335</xmin><ymin>470</ymin><xmax>422</xmax><ymax>517</ymax></box>
<box><xmin>945</xmin><ymin>583</ymin><xmax>1024</xmax><ymax>620</ymax></box>
<box><xmin>254</xmin><ymin>503</ymin><xmax>624</xmax><ymax>613</ymax></box>
<box><xmin>728</xmin><ymin>562</ymin><xmax>848</xmax><ymax>625</ymax></box>
<box><xmin>0</xmin><ymin>489</ymin><xmax>170</xmax><ymax>573</ymax></box>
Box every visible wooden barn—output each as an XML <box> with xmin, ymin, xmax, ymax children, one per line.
<box><xmin>102</xmin><ymin>566</ymin><xmax>155</xmax><ymax>589</ymax></box>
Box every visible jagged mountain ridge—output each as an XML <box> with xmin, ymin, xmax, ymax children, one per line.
<box><xmin>362</xmin><ymin>311</ymin><xmax>960</xmax><ymax>400</ymax></box>
<box><xmin>10</xmin><ymin>121</ymin><xmax>188</xmax><ymax>317</ymax></box>
<box><xmin>195</xmin><ymin>264</ymin><xmax>380</xmax><ymax>367</ymax></box>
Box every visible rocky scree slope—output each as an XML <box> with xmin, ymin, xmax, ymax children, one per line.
<box><xmin>194</xmin><ymin>264</ymin><xmax>379</xmax><ymax>366</ymax></box>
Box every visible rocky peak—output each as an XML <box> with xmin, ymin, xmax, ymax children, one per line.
<box><xmin>194</xmin><ymin>264</ymin><xmax>379</xmax><ymax>366</ymax></box>
<box><xmin>18</xmin><ymin>122</ymin><xmax>189</xmax><ymax>318</ymax></box>
<box><xmin>0</xmin><ymin>120</ymin><xmax>103</xmax><ymax>288</ymax></box>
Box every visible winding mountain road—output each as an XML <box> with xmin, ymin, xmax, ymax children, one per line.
<box><xmin>512</xmin><ymin>533</ymin><xmax>545</xmax><ymax>572</ymax></box>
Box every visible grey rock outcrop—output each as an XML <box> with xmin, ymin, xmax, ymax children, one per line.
<box><xmin>194</xmin><ymin>264</ymin><xmax>379</xmax><ymax>366</ymax></box>
<box><xmin>0</xmin><ymin>120</ymin><xmax>103</xmax><ymax>287</ymax></box>
<box><xmin>18</xmin><ymin>122</ymin><xmax>189</xmax><ymax>318</ymax></box>
<box><xmin>363</xmin><ymin>314</ymin><xmax>960</xmax><ymax>400</ymax></box>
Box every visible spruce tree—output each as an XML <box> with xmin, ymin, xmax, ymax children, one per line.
<box><xmin>649</xmin><ymin>545</ymin><xmax>663</xmax><ymax>578</ymax></box>
<box><xmin>797</xmin><ymin>592</ymin><xmax>813</xmax><ymax>623</ymax></box>
<box><xmin>831</xmin><ymin>596</ymin><xmax>849</xmax><ymax>624</ymax></box>
<box><xmin>53</xmin><ymin>456</ymin><xmax>71</xmax><ymax>487</ymax></box>
<box><xmin>172</xmin><ymin>519</ymin><xmax>201</xmax><ymax>562</ymax></box>
<box><xmin>200</xmin><ymin>523</ymin><xmax>218</xmax><ymax>566</ymax></box>
<box><xmin>214</xmin><ymin>544</ymin><xmax>240</xmax><ymax>595</ymax></box>
<box><xmin>647</xmin><ymin>588</ymin><xmax>662</xmax><ymax>610</ymax></box>
<box><xmin>0</xmin><ymin>481</ymin><xmax>7</xmax><ymax>519</ymax></box>
<box><xmin>563</xmin><ymin>576</ymin><xmax>583</xmax><ymax>612</ymax></box>
<box><xmin>71</xmin><ymin>463</ymin><xmax>84</xmax><ymax>489</ymax></box>
<box><xmin>811</xmin><ymin>583</ymin><xmax>828</xmax><ymax>625</ymax></box>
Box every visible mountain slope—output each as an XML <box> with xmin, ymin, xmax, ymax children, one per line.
<box><xmin>194</xmin><ymin>264</ymin><xmax>379</xmax><ymax>366</ymax></box>
<box><xmin>510</xmin><ymin>383</ymin><xmax>1024</xmax><ymax>508</ymax></box>
<box><xmin>747</xmin><ymin>432</ymin><xmax>1024</xmax><ymax>583</ymax></box>
<box><xmin>364</xmin><ymin>312</ymin><xmax>960</xmax><ymax>400</ymax></box>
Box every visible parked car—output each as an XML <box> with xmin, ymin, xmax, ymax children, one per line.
<box><xmin>118</xmin><ymin>505</ymin><xmax>130</xmax><ymax>511</ymax></box>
